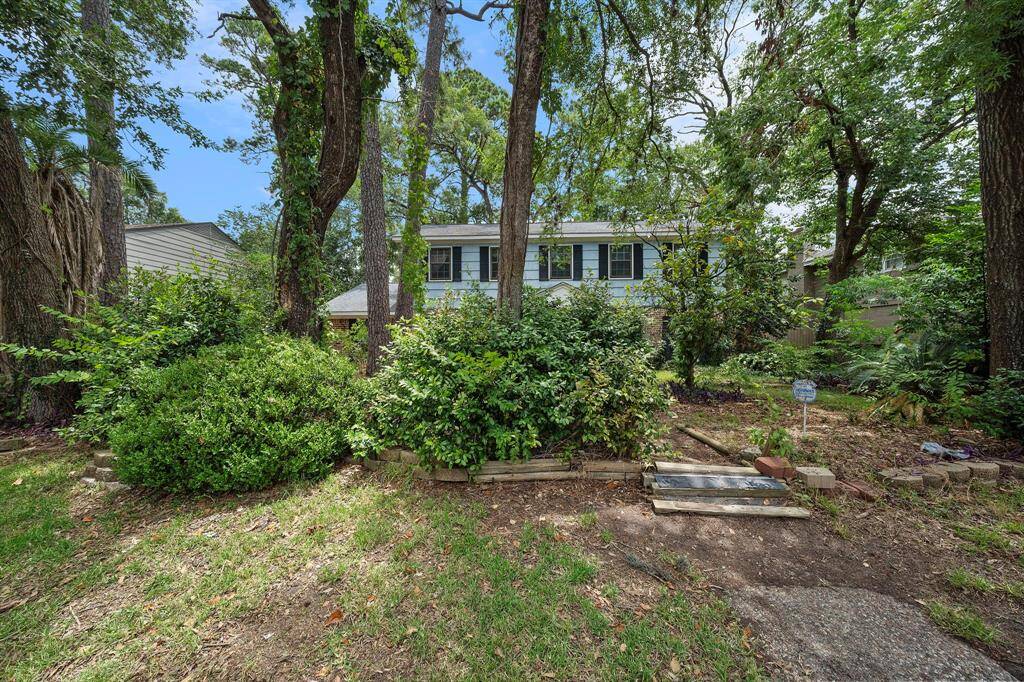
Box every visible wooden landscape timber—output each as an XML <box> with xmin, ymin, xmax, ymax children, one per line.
<box><xmin>653</xmin><ymin>499</ymin><xmax>811</xmax><ymax>519</ymax></box>
<box><xmin>362</xmin><ymin>454</ymin><xmax>647</xmax><ymax>484</ymax></box>
<box><xmin>472</xmin><ymin>470</ymin><xmax>586</xmax><ymax>484</ymax></box>
<box><xmin>676</xmin><ymin>426</ymin><xmax>736</xmax><ymax>457</ymax></box>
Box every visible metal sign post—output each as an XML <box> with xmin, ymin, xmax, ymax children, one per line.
<box><xmin>792</xmin><ymin>380</ymin><xmax>817</xmax><ymax>435</ymax></box>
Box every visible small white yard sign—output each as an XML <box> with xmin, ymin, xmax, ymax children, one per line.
<box><xmin>792</xmin><ymin>380</ymin><xmax>817</xmax><ymax>434</ymax></box>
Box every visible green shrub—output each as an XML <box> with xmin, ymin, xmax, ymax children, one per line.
<box><xmin>971</xmin><ymin>370</ymin><xmax>1024</xmax><ymax>440</ymax></box>
<box><xmin>3</xmin><ymin>268</ymin><xmax>268</xmax><ymax>443</ymax></box>
<box><xmin>111</xmin><ymin>337</ymin><xmax>360</xmax><ymax>492</ymax></box>
<box><xmin>726</xmin><ymin>342</ymin><xmax>810</xmax><ymax>380</ymax></box>
<box><xmin>350</xmin><ymin>285</ymin><xmax>665</xmax><ymax>467</ymax></box>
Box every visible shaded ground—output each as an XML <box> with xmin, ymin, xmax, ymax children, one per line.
<box><xmin>0</xmin><ymin>442</ymin><xmax>757</xmax><ymax>681</ymax></box>
<box><xmin>2</xmin><ymin>384</ymin><xmax>1022</xmax><ymax>680</ymax></box>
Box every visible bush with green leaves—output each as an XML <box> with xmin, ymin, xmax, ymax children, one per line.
<box><xmin>642</xmin><ymin>225</ymin><xmax>803</xmax><ymax>387</ymax></box>
<box><xmin>111</xmin><ymin>337</ymin><xmax>360</xmax><ymax>493</ymax></box>
<box><xmin>971</xmin><ymin>370</ymin><xmax>1024</xmax><ymax>440</ymax></box>
<box><xmin>349</xmin><ymin>285</ymin><xmax>665</xmax><ymax>467</ymax></box>
<box><xmin>3</xmin><ymin>268</ymin><xmax>268</xmax><ymax>443</ymax></box>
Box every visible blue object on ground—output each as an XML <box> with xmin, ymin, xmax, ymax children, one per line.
<box><xmin>921</xmin><ymin>441</ymin><xmax>970</xmax><ymax>460</ymax></box>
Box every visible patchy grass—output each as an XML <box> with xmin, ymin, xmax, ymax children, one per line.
<box><xmin>925</xmin><ymin>600</ymin><xmax>1001</xmax><ymax>644</ymax></box>
<box><xmin>0</xmin><ymin>450</ymin><xmax>762</xmax><ymax>680</ymax></box>
<box><xmin>947</xmin><ymin>569</ymin><xmax>1024</xmax><ymax>601</ymax></box>
<box><xmin>756</xmin><ymin>385</ymin><xmax>873</xmax><ymax>416</ymax></box>
<box><xmin>947</xmin><ymin>568</ymin><xmax>995</xmax><ymax>593</ymax></box>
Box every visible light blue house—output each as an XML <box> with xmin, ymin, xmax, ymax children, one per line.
<box><xmin>327</xmin><ymin>221</ymin><xmax>719</xmax><ymax>326</ymax></box>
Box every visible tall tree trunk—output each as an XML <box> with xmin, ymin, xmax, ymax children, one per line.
<box><xmin>458</xmin><ymin>169</ymin><xmax>469</xmax><ymax>224</ymax></box>
<box><xmin>360</xmin><ymin>108</ymin><xmax>391</xmax><ymax>375</ymax></box>
<box><xmin>395</xmin><ymin>0</ymin><xmax>447</xmax><ymax>319</ymax></box>
<box><xmin>979</xmin><ymin>25</ymin><xmax>1024</xmax><ymax>373</ymax></box>
<box><xmin>496</xmin><ymin>0</ymin><xmax>550</xmax><ymax>316</ymax></box>
<box><xmin>250</xmin><ymin>0</ymin><xmax>363</xmax><ymax>338</ymax></box>
<box><xmin>83</xmin><ymin>0</ymin><xmax>125</xmax><ymax>305</ymax></box>
<box><xmin>0</xmin><ymin>108</ymin><xmax>84</xmax><ymax>423</ymax></box>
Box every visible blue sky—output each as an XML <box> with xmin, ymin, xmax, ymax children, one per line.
<box><xmin>144</xmin><ymin>0</ymin><xmax>515</xmax><ymax>222</ymax></box>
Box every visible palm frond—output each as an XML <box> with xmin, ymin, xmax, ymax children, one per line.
<box><xmin>121</xmin><ymin>160</ymin><xmax>157</xmax><ymax>199</ymax></box>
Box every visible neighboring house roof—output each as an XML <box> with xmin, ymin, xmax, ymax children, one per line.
<box><xmin>125</xmin><ymin>222</ymin><xmax>239</xmax><ymax>275</ymax></box>
<box><xmin>326</xmin><ymin>282</ymin><xmax>399</xmax><ymax>318</ymax></box>
<box><xmin>411</xmin><ymin>221</ymin><xmax>692</xmax><ymax>243</ymax></box>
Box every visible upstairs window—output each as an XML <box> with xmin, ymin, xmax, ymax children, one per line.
<box><xmin>609</xmin><ymin>244</ymin><xmax>633</xmax><ymax>279</ymax></box>
<box><xmin>549</xmin><ymin>244</ymin><xmax>572</xmax><ymax>280</ymax></box>
<box><xmin>489</xmin><ymin>246</ymin><xmax>500</xmax><ymax>281</ymax></box>
<box><xmin>429</xmin><ymin>247</ymin><xmax>452</xmax><ymax>281</ymax></box>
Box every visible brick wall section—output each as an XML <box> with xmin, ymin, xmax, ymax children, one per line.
<box><xmin>645</xmin><ymin>308</ymin><xmax>667</xmax><ymax>345</ymax></box>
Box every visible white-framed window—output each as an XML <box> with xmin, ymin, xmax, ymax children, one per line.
<box><xmin>609</xmin><ymin>243</ymin><xmax>633</xmax><ymax>279</ymax></box>
<box><xmin>548</xmin><ymin>244</ymin><xmax>573</xmax><ymax>280</ymax></box>
<box><xmin>428</xmin><ymin>246</ymin><xmax>452</xmax><ymax>281</ymax></box>
<box><xmin>880</xmin><ymin>253</ymin><xmax>905</xmax><ymax>273</ymax></box>
<box><xmin>489</xmin><ymin>246</ymin><xmax>500</xmax><ymax>281</ymax></box>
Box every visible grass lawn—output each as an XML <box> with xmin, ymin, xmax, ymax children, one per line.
<box><xmin>0</xmin><ymin>449</ymin><xmax>762</xmax><ymax>680</ymax></box>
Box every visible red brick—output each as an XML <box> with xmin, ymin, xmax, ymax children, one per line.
<box><xmin>754</xmin><ymin>456</ymin><xmax>796</xmax><ymax>480</ymax></box>
<box><xmin>837</xmin><ymin>479</ymin><xmax>882</xmax><ymax>502</ymax></box>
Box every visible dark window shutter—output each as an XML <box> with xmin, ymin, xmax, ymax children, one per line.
<box><xmin>572</xmin><ymin>244</ymin><xmax>583</xmax><ymax>280</ymax></box>
<box><xmin>479</xmin><ymin>246</ymin><xmax>489</xmax><ymax>282</ymax></box>
<box><xmin>699</xmin><ymin>242</ymin><xmax>709</xmax><ymax>267</ymax></box>
<box><xmin>598</xmin><ymin>244</ymin><xmax>608</xmax><ymax>280</ymax></box>
<box><xmin>538</xmin><ymin>245</ymin><xmax>549</xmax><ymax>281</ymax></box>
<box><xmin>452</xmin><ymin>246</ymin><xmax>462</xmax><ymax>282</ymax></box>
<box><xmin>633</xmin><ymin>242</ymin><xmax>644</xmax><ymax>280</ymax></box>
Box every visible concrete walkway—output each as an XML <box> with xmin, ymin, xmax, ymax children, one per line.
<box><xmin>729</xmin><ymin>586</ymin><xmax>1015</xmax><ymax>681</ymax></box>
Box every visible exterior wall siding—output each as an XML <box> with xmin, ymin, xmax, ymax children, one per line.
<box><xmin>423</xmin><ymin>240</ymin><xmax>722</xmax><ymax>305</ymax></box>
<box><xmin>125</xmin><ymin>224</ymin><xmax>239</xmax><ymax>276</ymax></box>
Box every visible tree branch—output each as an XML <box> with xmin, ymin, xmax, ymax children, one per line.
<box><xmin>445</xmin><ymin>1</ymin><xmax>512</xmax><ymax>21</ymax></box>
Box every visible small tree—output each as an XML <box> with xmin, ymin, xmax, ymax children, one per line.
<box><xmin>643</xmin><ymin>225</ymin><xmax>799</xmax><ymax>387</ymax></box>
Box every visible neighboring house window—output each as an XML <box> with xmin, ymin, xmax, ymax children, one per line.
<box><xmin>880</xmin><ymin>253</ymin><xmax>905</xmax><ymax>273</ymax></box>
<box><xmin>549</xmin><ymin>244</ymin><xmax>572</xmax><ymax>280</ymax></box>
<box><xmin>489</xmin><ymin>246</ymin><xmax>500</xmax><ymax>281</ymax></box>
<box><xmin>429</xmin><ymin>246</ymin><xmax>452</xmax><ymax>281</ymax></box>
<box><xmin>609</xmin><ymin>244</ymin><xmax>633</xmax><ymax>279</ymax></box>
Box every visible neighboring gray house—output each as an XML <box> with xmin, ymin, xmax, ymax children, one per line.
<box><xmin>786</xmin><ymin>234</ymin><xmax>908</xmax><ymax>346</ymax></box>
<box><xmin>125</xmin><ymin>222</ymin><xmax>239</xmax><ymax>276</ymax></box>
<box><xmin>327</xmin><ymin>221</ymin><xmax>722</xmax><ymax>328</ymax></box>
<box><xmin>325</xmin><ymin>283</ymin><xmax>399</xmax><ymax>329</ymax></box>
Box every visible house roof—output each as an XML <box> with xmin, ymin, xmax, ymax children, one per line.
<box><xmin>326</xmin><ymin>282</ymin><xmax>399</xmax><ymax>318</ymax></box>
<box><xmin>412</xmin><ymin>221</ymin><xmax>692</xmax><ymax>243</ymax></box>
<box><xmin>126</xmin><ymin>221</ymin><xmax>238</xmax><ymax>245</ymax></box>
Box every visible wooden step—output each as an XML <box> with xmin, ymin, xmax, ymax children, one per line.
<box><xmin>652</xmin><ymin>473</ymin><xmax>790</xmax><ymax>499</ymax></box>
<box><xmin>661</xmin><ymin>495</ymin><xmax>784</xmax><ymax>506</ymax></box>
<box><xmin>655</xmin><ymin>461</ymin><xmax>759</xmax><ymax>476</ymax></box>
<box><xmin>653</xmin><ymin>499</ymin><xmax>810</xmax><ymax>518</ymax></box>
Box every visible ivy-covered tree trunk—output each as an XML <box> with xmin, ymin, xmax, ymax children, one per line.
<box><xmin>248</xmin><ymin>0</ymin><xmax>363</xmax><ymax>338</ymax></box>
<box><xmin>979</xmin><ymin>24</ymin><xmax>1024</xmax><ymax>373</ymax></box>
<box><xmin>496</xmin><ymin>0</ymin><xmax>549</xmax><ymax>317</ymax></box>
<box><xmin>394</xmin><ymin>0</ymin><xmax>446</xmax><ymax>320</ymax></box>
<box><xmin>0</xmin><ymin>107</ymin><xmax>87</xmax><ymax>423</ymax></box>
<box><xmin>83</xmin><ymin>0</ymin><xmax>125</xmax><ymax>305</ymax></box>
<box><xmin>360</xmin><ymin>108</ymin><xmax>391</xmax><ymax>375</ymax></box>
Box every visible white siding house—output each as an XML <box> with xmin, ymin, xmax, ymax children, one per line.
<box><xmin>327</xmin><ymin>221</ymin><xmax>721</xmax><ymax>326</ymax></box>
<box><xmin>125</xmin><ymin>222</ymin><xmax>239</xmax><ymax>276</ymax></box>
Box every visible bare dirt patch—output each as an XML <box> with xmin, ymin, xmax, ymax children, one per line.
<box><xmin>434</xmin><ymin>394</ymin><xmax>1024</xmax><ymax>679</ymax></box>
